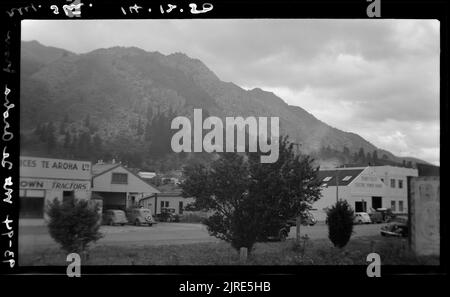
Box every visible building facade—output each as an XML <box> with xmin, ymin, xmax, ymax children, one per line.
<box><xmin>92</xmin><ymin>162</ymin><xmax>160</xmax><ymax>211</ymax></box>
<box><xmin>19</xmin><ymin>156</ymin><xmax>92</xmax><ymax>219</ymax></box>
<box><xmin>311</xmin><ymin>165</ymin><xmax>418</xmax><ymax>221</ymax></box>
<box><xmin>139</xmin><ymin>191</ymin><xmax>195</xmax><ymax>216</ymax></box>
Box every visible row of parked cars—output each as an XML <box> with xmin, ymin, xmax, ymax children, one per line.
<box><xmin>102</xmin><ymin>207</ymin><xmax>181</xmax><ymax>226</ymax></box>
<box><xmin>353</xmin><ymin>210</ymin><xmax>408</xmax><ymax>238</ymax></box>
<box><xmin>353</xmin><ymin>208</ymin><xmax>397</xmax><ymax>224</ymax></box>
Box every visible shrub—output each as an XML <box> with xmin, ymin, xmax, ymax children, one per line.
<box><xmin>326</xmin><ymin>200</ymin><xmax>354</xmax><ymax>248</ymax></box>
<box><xmin>46</xmin><ymin>197</ymin><xmax>103</xmax><ymax>254</ymax></box>
<box><xmin>181</xmin><ymin>137</ymin><xmax>322</xmax><ymax>254</ymax></box>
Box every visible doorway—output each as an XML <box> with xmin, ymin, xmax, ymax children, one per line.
<box><xmin>372</xmin><ymin>196</ymin><xmax>382</xmax><ymax>210</ymax></box>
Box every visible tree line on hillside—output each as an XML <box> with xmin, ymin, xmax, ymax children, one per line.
<box><xmin>21</xmin><ymin>109</ymin><xmax>189</xmax><ymax>170</ymax></box>
<box><xmin>21</xmin><ymin>107</ymin><xmax>414</xmax><ymax>171</ymax></box>
<box><xmin>318</xmin><ymin>145</ymin><xmax>414</xmax><ymax>168</ymax></box>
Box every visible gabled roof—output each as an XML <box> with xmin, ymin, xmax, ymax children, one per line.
<box><xmin>92</xmin><ymin>162</ymin><xmax>160</xmax><ymax>193</ymax></box>
<box><xmin>317</xmin><ymin>168</ymin><xmax>365</xmax><ymax>187</ymax></box>
<box><xmin>92</xmin><ymin>163</ymin><xmax>122</xmax><ymax>177</ymax></box>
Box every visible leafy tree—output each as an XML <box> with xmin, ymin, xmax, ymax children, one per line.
<box><xmin>46</xmin><ymin>196</ymin><xmax>103</xmax><ymax>254</ymax></box>
<box><xmin>144</xmin><ymin>121</ymin><xmax>152</xmax><ymax>141</ymax></box>
<box><xmin>352</xmin><ymin>152</ymin><xmax>358</xmax><ymax>163</ymax></box>
<box><xmin>92</xmin><ymin>134</ymin><xmax>103</xmax><ymax>160</ymax></box>
<box><xmin>181</xmin><ymin>137</ymin><xmax>322</xmax><ymax>253</ymax></box>
<box><xmin>372</xmin><ymin>150</ymin><xmax>378</xmax><ymax>163</ymax></box>
<box><xmin>92</xmin><ymin>134</ymin><xmax>103</xmax><ymax>150</ymax></box>
<box><xmin>70</xmin><ymin>134</ymin><xmax>79</xmax><ymax>155</ymax></box>
<box><xmin>63</xmin><ymin>131</ymin><xmax>71</xmax><ymax>149</ymax></box>
<box><xmin>326</xmin><ymin>200</ymin><xmax>354</xmax><ymax>248</ymax></box>
<box><xmin>342</xmin><ymin>146</ymin><xmax>350</xmax><ymax>157</ymax></box>
<box><xmin>358</xmin><ymin>147</ymin><xmax>365</xmax><ymax>162</ymax></box>
<box><xmin>45</xmin><ymin>122</ymin><xmax>56</xmax><ymax>151</ymax></box>
<box><xmin>77</xmin><ymin>131</ymin><xmax>92</xmax><ymax>158</ymax></box>
<box><xmin>59</xmin><ymin>121</ymin><xmax>66</xmax><ymax>135</ymax></box>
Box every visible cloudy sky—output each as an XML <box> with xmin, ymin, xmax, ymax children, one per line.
<box><xmin>22</xmin><ymin>19</ymin><xmax>440</xmax><ymax>165</ymax></box>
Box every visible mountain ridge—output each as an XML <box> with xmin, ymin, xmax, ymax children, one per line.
<box><xmin>20</xmin><ymin>40</ymin><xmax>428</xmax><ymax>168</ymax></box>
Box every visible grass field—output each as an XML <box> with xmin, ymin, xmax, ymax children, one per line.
<box><xmin>19</xmin><ymin>235</ymin><xmax>439</xmax><ymax>266</ymax></box>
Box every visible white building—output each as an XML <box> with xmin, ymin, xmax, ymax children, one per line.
<box><xmin>311</xmin><ymin>165</ymin><xmax>418</xmax><ymax>221</ymax></box>
<box><xmin>139</xmin><ymin>191</ymin><xmax>195</xmax><ymax>216</ymax></box>
<box><xmin>92</xmin><ymin>162</ymin><xmax>160</xmax><ymax>211</ymax></box>
<box><xmin>19</xmin><ymin>156</ymin><xmax>92</xmax><ymax>219</ymax></box>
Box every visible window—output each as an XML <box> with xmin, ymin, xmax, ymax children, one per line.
<box><xmin>342</xmin><ymin>176</ymin><xmax>352</xmax><ymax>181</ymax></box>
<box><xmin>398</xmin><ymin>180</ymin><xmax>403</xmax><ymax>189</ymax></box>
<box><xmin>399</xmin><ymin>201</ymin><xmax>404</xmax><ymax>212</ymax></box>
<box><xmin>391</xmin><ymin>201</ymin><xmax>396</xmax><ymax>212</ymax></box>
<box><xmin>390</xmin><ymin>179</ymin><xmax>396</xmax><ymax>188</ymax></box>
<box><xmin>160</xmin><ymin>201</ymin><xmax>169</xmax><ymax>209</ymax></box>
<box><xmin>111</xmin><ymin>173</ymin><xmax>128</xmax><ymax>184</ymax></box>
<box><xmin>179</xmin><ymin>201</ymin><xmax>184</xmax><ymax>214</ymax></box>
<box><xmin>323</xmin><ymin>176</ymin><xmax>332</xmax><ymax>182</ymax></box>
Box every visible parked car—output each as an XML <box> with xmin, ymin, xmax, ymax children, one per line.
<box><xmin>354</xmin><ymin>212</ymin><xmax>372</xmax><ymax>224</ymax></box>
<box><xmin>126</xmin><ymin>208</ymin><xmax>155</xmax><ymax>226</ymax></box>
<box><xmin>255</xmin><ymin>215</ymin><xmax>292</xmax><ymax>242</ymax></box>
<box><xmin>368</xmin><ymin>211</ymin><xmax>384</xmax><ymax>224</ymax></box>
<box><xmin>380</xmin><ymin>217</ymin><xmax>408</xmax><ymax>237</ymax></box>
<box><xmin>156</xmin><ymin>208</ymin><xmax>180</xmax><ymax>222</ymax></box>
<box><xmin>102</xmin><ymin>209</ymin><xmax>128</xmax><ymax>226</ymax></box>
<box><xmin>287</xmin><ymin>212</ymin><xmax>317</xmax><ymax>226</ymax></box>
<box><xmin>260</xmin><ymin>223</ymin><xmax>291</xmax><ymax>242</ymax></box>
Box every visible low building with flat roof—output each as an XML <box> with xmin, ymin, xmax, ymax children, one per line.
<box><xmin>19</xmin><ymin>156</ymin><xmax>92</xmax><ymax>219</ymax></box>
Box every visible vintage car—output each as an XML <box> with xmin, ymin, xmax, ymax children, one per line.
<box><xmin>259</xmin><ymin>223</ymin><xmax>291</xmax><ymax>242</ymax></box>
<box><xmin>126</xmin><ymin>208</ymin><xmax>156</xmax><ymax>226</ymax></box>
<box><xmin>102</xmin><ymin>209</ymin><xmax>128</xmax><ymax>226</ymax></box>
<box><xmin>380</xmin><ymin>218</ymin><xmax>408</xmax><ymax>237</ymax></box>
<box><xmin>354</xmin><ymin>212</ymin><xmax>372</xmax><ymax>224</ymax></box>
<box><xmin>156</xmin><ymin>208</ymin><xmax>180</xmax><ymax>222</ymax></box>
<box><xmin>257</xmin><ymin>216</ymin><xmax>292</xmax><ymax>242</ymax></box>
<box><xmin>368</xmin><ymin>210</ymin><xmax>384</xmax><ymax>224</ymax></box>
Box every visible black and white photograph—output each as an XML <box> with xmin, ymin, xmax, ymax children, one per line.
<box><xmin>0</xmin><ymin>0</ymin><xmax>446</xmax><ymax>286</ymax></box>
<box><xmin>17</xmin><ymin>17</ymin><xmax>440</xmax><ymax>267</ymax></box>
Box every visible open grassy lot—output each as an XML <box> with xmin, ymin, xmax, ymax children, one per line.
<box><xmin>20</xmin><ymin>235</ymin><xmax>439</xmax><ymax>266</ymax></box>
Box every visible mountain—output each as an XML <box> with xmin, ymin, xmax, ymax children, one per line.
<box><xmin>19</xmin><ymin>40</ymin><xmax>426</xmax><ymax>170</ymax></box>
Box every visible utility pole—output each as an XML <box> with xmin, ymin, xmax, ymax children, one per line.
<box><xmin>335</xmin><ymin>169</ymin><xmax>339</xmax><ymax>203</ymax></box>
<box><xmin>292</xmin><ymin>142</ymin><xmax>302</xmax><ymax>242</ymax></box>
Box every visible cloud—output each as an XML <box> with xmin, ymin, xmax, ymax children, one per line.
<box><xmin>21</xmin><ymin>19</ymin><xmax>440</xmax><ymax>164</ymax></box>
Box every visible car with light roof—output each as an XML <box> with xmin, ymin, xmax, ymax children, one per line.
<box><xmin>353</xmin><ymin>212</ymin><xmax>372</xmax><ymax>224</ymax></box>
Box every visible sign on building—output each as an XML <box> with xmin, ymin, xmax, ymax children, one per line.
<box><xmin>19</xmin><ymin>178</ymin><xmax>91</xmax><ymax>191</ymax></box>
<box><xmin>20</xmin><ymin>156</ymin><xmax>91</xmax><ymax>180</ymax></box>
<box><xmin>409</xmin><ymin>176</ymin><xmax>440</xmax><ymax>256</ymax></box>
